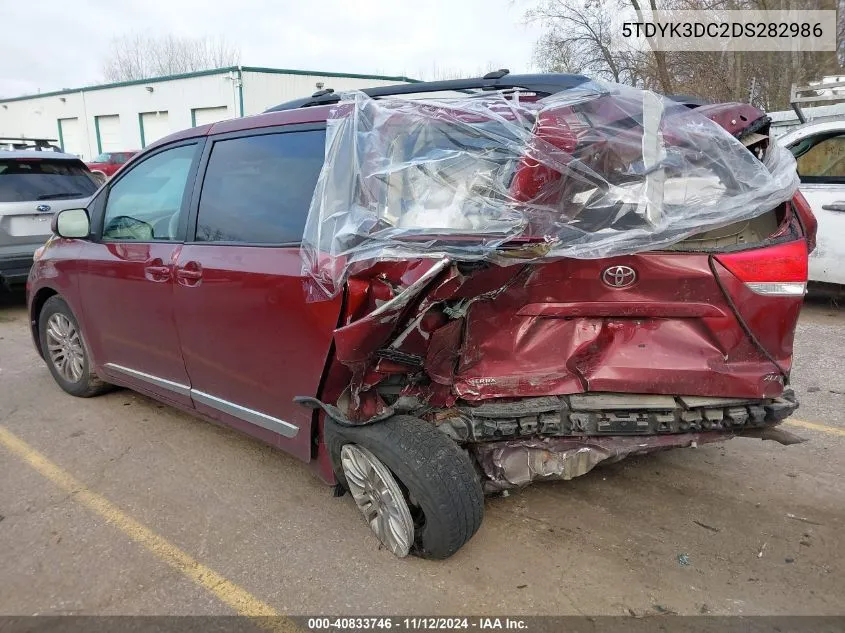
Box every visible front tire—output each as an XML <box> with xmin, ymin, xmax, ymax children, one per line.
<box><xmin>326</xmin><ymin>414</ymin><xmax>484</xmax><ymax>559</ymax></box>
<box><xmin>39</xmin><ymin>296</ymin><xmax>109</xmax><ymax>398</ymax></box>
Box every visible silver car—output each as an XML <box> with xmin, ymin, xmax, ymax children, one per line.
<box><xmin>0</xmin><ymin>151</ymin><xmax>98</xmax><ymax>287</ymax></box>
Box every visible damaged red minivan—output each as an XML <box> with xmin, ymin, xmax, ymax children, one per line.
<box><xmin>27</xmin><ymin>72</ymin><xmax>815</xmax><ymax>559</ymax></box>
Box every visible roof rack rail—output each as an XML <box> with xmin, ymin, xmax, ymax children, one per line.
<box><xmin>0</xmin><ymin>136</ymin><xmax>60</xmax><ymax>150</ymax></box>
<box><xmin>265</xmin><ymin>72</ymin><xmax>591</xmax><ymax>112</ymax></box>
<box><xmin>790</xmin><ymin>78</ymin><xmax>845</xmax><ymax>123</ymax></box>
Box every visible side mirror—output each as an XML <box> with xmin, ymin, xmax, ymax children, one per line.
<box><xmin>54</xmin><ymin>208</ymin><xmax>91</xmax><ymax>239</ymax></box>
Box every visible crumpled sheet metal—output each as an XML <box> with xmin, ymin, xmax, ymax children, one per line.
<box><xmin>474</xmin><ymin>433</ymin><xmax>728</xmax><ymax>492</ymax></box>
<box><xmin>301</xmin><ymin>80</ymin><xmax>798</xmax><ymax>300</ymax></box>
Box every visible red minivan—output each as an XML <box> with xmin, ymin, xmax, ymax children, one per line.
<box><xmin>27</xmin><ymin>73</ymin><xmax>814</xmax><ymax>559</ymax></box>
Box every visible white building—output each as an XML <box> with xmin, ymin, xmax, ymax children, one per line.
<box><xmin>0</xmin><ymin>66</ymin><xmax>416</xmax><ymax>160</ymax></box>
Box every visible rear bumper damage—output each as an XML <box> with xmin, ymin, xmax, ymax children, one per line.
<box><xmin>465</xmin><ymin>390</ymin><xmax>801</xmax><ymax>492</ymax></box>
<box><xmin>295</xmin><ymin>81</ymin><xmax>808</xmax><ymax>493</ymax></box>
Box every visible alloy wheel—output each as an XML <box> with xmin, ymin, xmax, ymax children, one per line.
<box><xmin>46</xmin><ymin>313</ymin><xmax>85</xmax><ymax>383</ymax></box>
<box><xmin>340</xmin><ymin>444</ymin><xmax>415</xmax><ymax>557</ymax></box>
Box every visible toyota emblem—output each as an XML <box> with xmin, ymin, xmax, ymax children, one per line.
<box><xmin>602</xmin><ymin>265</ymin><xmax>637</xmax><ymax>288</ymax></box>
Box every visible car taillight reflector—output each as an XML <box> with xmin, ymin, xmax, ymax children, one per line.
<box><xmin>716</xmin><ymin>240</ymin><xmax>808</xmax><ymax>296</ymax></box>
<box><xmin>743</xmin><ymin>282</ymin><xmax>806</xmax><ymax>296</ymax></box>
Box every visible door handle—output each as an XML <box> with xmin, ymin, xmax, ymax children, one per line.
<box><xmin>175</xmin><ymin>261</ymin><xmax>202</xmax><ymax>286</ymax></box>
<box><xmin>821</xmin><ymin>201</ymin><xmax>845</xmax><ymax>212</ymax></box>
<box><xmin>144</xmin><ymin>258</ymin><xmax>171</xmax><ymax>283</ymax></box>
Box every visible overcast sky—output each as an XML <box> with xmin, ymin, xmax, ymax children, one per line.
<box><xmin>1</xmin><ymin>0</ymin><xmax>543</xmax><ymax>98</ymax></box>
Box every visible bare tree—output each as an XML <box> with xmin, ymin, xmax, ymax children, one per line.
<box><xmin>628</xmin><ymin>0</ymin><xmax>673</xmax><ymax>92</ymax></box>
<box><xmin>102</xmin><ymin>33</ymin><xmax>241</xmax><ymax>82</ymax></box>
<box><xmin>527</xmin><ymin>0</ymin><xmax>648</xmax><ymax>85</ymax></box>
<box><xmin>528</xmin><ymin>0</ymin><xmax>842</xmax><ymax>110</ymax></box>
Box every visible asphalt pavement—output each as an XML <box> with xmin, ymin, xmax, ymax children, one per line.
<box><xmin>0</xmin><ymin>289</ymin><xmax>842</xmax><ymax>617</ymax></box>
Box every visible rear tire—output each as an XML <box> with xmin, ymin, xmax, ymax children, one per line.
<box><xmin>325</xmin><ymin>414</ymin><xmax>484</xmax><ymax>560</ymax></box>
<box><xmin>38</xmin><ymin>296</ymin><xmax>110</xmax><ymax>398</ymax></box>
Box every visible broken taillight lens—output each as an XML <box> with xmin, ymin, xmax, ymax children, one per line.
<box><xmin>716</xmin><ymin>240</ymin><xmax>808</xmax><ymax>296</ymax></box>
<box><xmin>790</xmin><ymin>191</ymin><xmax>817</xmax><ymax>253</ymax></box>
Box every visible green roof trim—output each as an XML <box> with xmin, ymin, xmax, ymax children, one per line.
<box><xmin>0</xmin><ymin>66</ymin><xmax>420</xmax><ymax>104</ymax></box>
<box><xmin>239</xmin><ymin>66</ymin><xmax>421</xmax><ymax>83</ymax></box>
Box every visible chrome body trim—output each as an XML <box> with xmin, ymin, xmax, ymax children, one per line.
<box><xmin>104</xmin><ymin>362</ymin><xmax>191</xmax><ymax>397</ymax></box>
<box><xmin>191</xmin><ymin>389</ymin><xmax>299</xmax><ymax>438</ymax></box>
<box><xmin>103</xmin><ymin>363</ymin><xmax>299</xmax><ymax>438</ymax></box>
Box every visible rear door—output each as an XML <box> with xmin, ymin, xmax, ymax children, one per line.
<box><xmin>75</xmin><ymin>140</ymin><xmax>203</xmax><ymax>406</ymax></box>
<box><xmin>786</xmin><ymin>130</ymin><xmax>845</xmax><ymax>285</ymax></box>
<box><xmin>192</xmin><ymin>107</ymin><xmax>229</xmax><ymax>127</ymax></box>
<box><xmin>95</xmin><ymin>115</ymin><xmax>121</xmax><ymax>153</ymax></box>
<box><xmin>58</xmin><ymin>118</ymin><xmax>85</xmax><ymax>158</ymax></box>
<box><xmin>140</xmin><ymin>111</ymin><xmax>171</xmax><ymax>148</ymax></box>
<box><xmin>172</xmin><ymin>125</ymin><xmax>342</xmax><ymax>462</ymax></box>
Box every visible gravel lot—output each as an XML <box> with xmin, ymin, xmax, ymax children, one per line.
<box><xmin>0</xmin><ymin>288</ymin><xmax>842</xmax><ymax>617</ymax></box>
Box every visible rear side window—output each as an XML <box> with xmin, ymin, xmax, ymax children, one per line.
<box><xmin>195</xmin><ymin>129</ymin><xmax>326</xmax><ymax>244</ymax></box>
<box><xmin>0</xmin><ymin>158</ymin><xmax>98</xmax><ymax>202</ymax></box>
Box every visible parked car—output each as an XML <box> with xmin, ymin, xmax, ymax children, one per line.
<box><xmin>86</xmin><ymin>151</ymin><xmax>137</xmax><ymax>184</ymax></box>
<box><xmin>1</xmin><ymin>151</ymin><xmax>98</xmax><ymax>288</ymax></box>
<box><xmin>779</xmin><ymin>121</ymin><xmax>845</xmax><ymax>287</ymax></box>
<box><xmin>0</xmin><ymin>137</ymin><xmax>62</xmax><ymax>152</ymax></box>
<box><xmin>27</xmin><ymin>74</ymin><xmax>813</xmax><ymax>559</ymax></box>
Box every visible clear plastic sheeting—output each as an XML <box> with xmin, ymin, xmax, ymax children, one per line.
<box><xmin>302</xmin><ymin>80</ymin><xmax>799</xmax><ymax>300</ymax></box>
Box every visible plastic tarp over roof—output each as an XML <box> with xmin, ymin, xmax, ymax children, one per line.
<box><xmin>301</xmin><ymin>80</ymin><xmax>799</xmax><ymax>300</ymax></box>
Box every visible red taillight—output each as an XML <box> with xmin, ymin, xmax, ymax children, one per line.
<box><xmin>791</xmin><ymin>191</ymin><xmax>817</xmax><ymax>253</ymax></box>
<box><xmin>716</xmin><ymin>240</ymin><xmax>807</xmax><ymax>296</ymax></box>
<box><xmin>510</xmin><ymin>109</ymin><xmax>577</xmax><ymax>203</ymax></box>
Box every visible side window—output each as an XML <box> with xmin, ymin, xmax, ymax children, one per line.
<box><xmin>789</xmin><ymin>133</ymin><xmax>845</xmax><ymax>182</ymax></box>
<box><xmin>102</xmin><ymin>144</ymin><xmax>196</xmax><ymax>241</ymax></box>
<box><xmin>195</xmin><ymin>129</ymin><xmax>326</xmax><ymax>244</ymax></box>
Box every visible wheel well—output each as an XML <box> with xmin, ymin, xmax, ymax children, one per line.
<box><xmin>30</xmin><ymin>287</ymin><xmax>58</xmax><ymax>358</ymax></box>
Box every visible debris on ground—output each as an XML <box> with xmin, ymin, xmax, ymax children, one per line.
<box><xmin>677</xmin><ymin>553</ymin><xmax>691</xmax><ymax>566</ymax></box>
<box><xmin>758</xmin><ymin>542</ymin><xmax>767</xmax><ymax>558</ymax></box>
<box><xmin>786</xmin><ymin>513</ymin><xmax>823</xmax><ymax>526</ymax></box>
<box><xmin>693</xmin><ymin>520</ymin><xmax>721</xmax><ymax>533</ymax></box>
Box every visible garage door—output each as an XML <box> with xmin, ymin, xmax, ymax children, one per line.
<box><xmin>140</xmin><ymin>111</ymin><xmax>170</xmax><ymax>147</ymax></box>
<box><xmin>192</xmin><ymin>106</ymin><xmax>229</xmax><ymax>127</ymax></box>
<box><xmin>58</xmin><ymin>117</ymin><xmax>84</xmax><ymax>158</ymax></box>
<box><xmin>95</xmin><ymin>115</ymin><xmax>121</xmax><ymax>153</ymax></box>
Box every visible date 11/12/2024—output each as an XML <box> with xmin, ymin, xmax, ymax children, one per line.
<box><xmin>306</xmin><ymin>617</ymin><xmax>528</xmax><ymax>630</ymax></box>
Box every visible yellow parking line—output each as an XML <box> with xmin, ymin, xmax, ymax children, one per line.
<box><xmin>785</xmin><ymin>418</ymin><xmax>845</xmax><ymax>437</ymax></box>
<box><xmin>0</xmin><ymin>425</ymin><xmax>301</xmax><ymax>633</ymax></box>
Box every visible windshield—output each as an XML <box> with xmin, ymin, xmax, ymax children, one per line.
<box><xmin>92</xmin><ymin>153</ymin><xmax>112</xmax><ymax>163</ymax></box>
<box><xmin>0</xmin><ymin>159</ymin><xmax>98</xmax><ymax>203</ymax></box>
